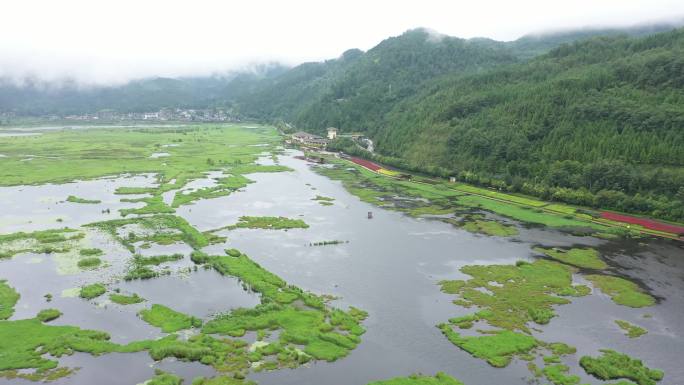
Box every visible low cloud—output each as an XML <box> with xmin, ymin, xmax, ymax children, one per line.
<box><xmin>1</xmin><ymin>0</ymin><xmax>682</xmax><ymax>87</ymax></box>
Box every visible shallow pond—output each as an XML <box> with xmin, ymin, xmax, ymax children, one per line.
<box><xmin>0</xmin><ymin>150</ymin><xmax>682</xmax><ymax>385</ymax></box>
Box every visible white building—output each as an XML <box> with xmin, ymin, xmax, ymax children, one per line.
<box><xmin>327</xmin><ymin>127</ymin><xmax>338</xmax><ymax>140</ymax></box>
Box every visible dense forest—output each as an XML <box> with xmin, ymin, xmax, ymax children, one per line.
<box><xmin>1</xmin><ymin>24</ymin><xmax>683</xmax><ymax>221</ymax></box>
<box><xmin>366</xmin><ymin>30</ymin><xmax>684</xmax><ymax>221</ymax></box>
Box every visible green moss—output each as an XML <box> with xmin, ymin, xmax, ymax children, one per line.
<box><xmin>36</xmin><ymin>309</ymin><xmax>62</xmax><ymax>322</ymax></box>
<box><xmin>615</xmin><ymin>320</ymin><xmax>648</xmax><ymax>338</ymax></box>
<box><xmin>0</xmin><ymin>280</ymin><xmax>20</xmax><ymax>320</ymax></box>
<box><xmin>139</xmin><ymin>304</ymin><xmax>202</xmax><ymax>333</ymax></box>
<box><xmin>77</xmin><ymin>257</ymin><xmax>102</xmax><ymax>269</ymax></box>
<box><xmin>66</xmin><ymin>195</ymin><xmax>101</xmax><ymax>204</ymax></box>
<box><xmin>580</xmin><ymin>349</ymin><xmax>664</xmax><ymax>385</ymax></box>
<box><xmin>367</xmin><ymin>372</ymin><xmax>464</xmax><ymax>385</ymax></box>
<box><xmin>438</xmin><ymin>260</ymin><xmax>587</xmax><ymax>333</ymax></box>
<box><xmin>79</xmin><ymin>283</ymin><xmax>106</xmax><ymax>299</ymax></box>
<box><xmin>585</xmin><ymin>275</ymin><xmax>655</xmax><ymax>308</ymax></box>
<box><xmin>438</xmin><ymin>325</ymin><xmax>538</xmax><ymax>367</ymax></box>
<box><xmin>109</xmin><ymin>293</ymin><xmax>145</xmax><ymax>305</ymax></box>
<box><xmin>534</xmin><ymin>247</ymin><xmax>607</xmax><ymax>270</ymax></box>
<box><xmin>79</xmin><ymin>248</ymin><xmax>103</xmax><ymax>256</ymax></box>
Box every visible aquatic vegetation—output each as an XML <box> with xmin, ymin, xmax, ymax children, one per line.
<box><xmin>0</xmin><ymin>280</ymin><xmax>20</xmax><ymax>320</ymax></box>
<box><xmin>36</xmin><ymin>309</ymin><xmax>62</xmax><ymax>323</ymax></box>
<box><xmin>534</xmin><ymin>247</ymin><xmax>607</xmax><ymax>270</ymax></box>
<box><xmin>615</xmin><ymin>320</ymin><xmax>648</xmax><ymax>338</ymax></box>
<box><xmin>79</xmin><ymin>248</ymin><xmax>103</xmax><ymax>256</ymax></box>
<box><xmin>139</xmin><ymin>304</ymin><xmax>202</xmax><ymax>333</ymax></box>
<box><xmin>314</xmin><ymin>160</ymin><xmax>462</xmax><ymax>216</ymax></box>
<box><xmin>310</xmin><ymin>240</ymin><xmax>348</xmax><ymax>246</ymax></box>
<box><xmin>222</xmin><ymin>216</ymin><xmax>309</xmax><ymax>231</ymax></box>
<box><xmin>192</xmin><ymin>375</ymin><xmax>256</xmax><ymax>385</ymax></box>
<box><xmin>133</xmin><ymin>253</ymin><xmax>184</xmax><ymax>266</ymax></box>
<box><xmin>79</xmin><ymin>283</ymin><xmax>106</xmax><ymax>299</ymax></box>
<box><xmin>580</xmin><ymin>350</ymin><xmax>664</xmax><ymax>385</ymax></box>
<box><xmin>445</xmin><ymin>215</ymin><xmax>518</xmax><ymax>237</ymax></box>
<box><xmin>367</xmin><ymin>372</ymin><xmax>464</xmax><ymax>385</ymax></box>
<box><xmin>0</xmin><ymin>125</ymin><xmax>282</xmax><ymax>187</ymax></box>
<box><xmin>438</xmin><ymin>260</ymin><xmax>588</xmax><ymax>333</ymax></box>
<box><xmin>120</xmin><ymin>195</ymin><xmax>175</xmax><ymax>216</ymax></box>
<box><xmin>66</xmin><ymin>195</ymin><xmax>101</xmax><ymax>204</ymax></box>
<box><xmin>146</xmin><ymin>370</ymin><xmax>183</xmax><ymax>385</ymax></box>
<box><xmin>109</xmin><ymin>293</ymin><xmax>145</xmax><ymax>305</ymax></box>
<box><xmin>0</xmin><ymin>318</ymin><xmax>122</xmax><ymax>380</ymax></box>
<box><xmin>456</xmin><ymin>195</ymin><xmax>604</xmax><ymax>230</ymax></box>
<box><xmin>77</xmin><ymin>257</ymin><xmax>102</xmax><ymax>269</ymax></box>
<box><xmin>124</xmin><ymin>265</ymin><xmax>160</xmax><ymax>281</ymax></box>
<box><xmin>0</xmin><ymin>228</ymin><xmax>82</xmax><ymax>259</ymax></box>
<box><xmin>437</xmin><ymin>325</ymin><xmax>538</xmax><ymax>367</ymax></box>
<box><xmin>312</xmin><ymin>195</ymin><xmax>335</xmax><ymax>206</ymax></box>
<box><xmin>194</xmin><ymin>249</ymin><xmax>367</xmax><ymax>366</ymax></box>
<box><xmin>585</xmin><ymin>275</ymin><xmax>655</xmax><ymax>308</ymax></box>
<box><xmin>87</xmin><ymin>214</ymin><xmax>216</xmax><ymax>251</ymax></box>
<box><xmin>314</xmin><ymin>159</ymin><xmax>608</xmax><ymax>232</ymax></box>
<box><xmin>542</xmin><ymin>364</ymin><xmax>582</xmax><ymax>385</ymax></box>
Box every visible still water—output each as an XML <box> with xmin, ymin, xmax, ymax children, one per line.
<box><xmin>1</xmin><ymin>150</ymin><xmax>682</xmax><ymax>385</ymax></box>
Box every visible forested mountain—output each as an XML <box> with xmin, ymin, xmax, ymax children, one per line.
<box><xmin>366</xmin><ymin>29</ymin><xmax>684</xmax><ymax>221</ymax></box>
<box><xmin>1</xmin><ymin>23</ymin><xmax>683</xmax><ymax>220</ymax></box>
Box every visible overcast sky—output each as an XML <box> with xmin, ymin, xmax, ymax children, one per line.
<box><xmin>2</xmin><ymin>0</ymin><xmax>683</xmax><ymax>85</ymax></box>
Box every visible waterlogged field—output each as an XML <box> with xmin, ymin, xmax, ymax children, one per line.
<box><xmin>0</xmin><ymin>124</ymin><xmax>682</xmax><ymax>385</ymax></box>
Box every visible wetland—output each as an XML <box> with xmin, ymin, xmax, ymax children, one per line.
<box><xmin>0</xmin><ymin>124</ymin><xmax>682</xmax><ymax>385</ymax></box>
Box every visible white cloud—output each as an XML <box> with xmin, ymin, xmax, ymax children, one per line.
<box><xmin>1</xmin><ymin>0</ymin><xmax>682</xmax><ymax>85</ymax></box>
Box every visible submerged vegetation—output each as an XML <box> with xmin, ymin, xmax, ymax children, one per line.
<box><xmin>585</xmin><ymin>275</ymin><xmax>656</xmax><ymax>308</ymax></box>
<box><xmin>312</xmin><ymin>195</ymin><xmax>335</xmax><ymax>206</ymax></box>
<box><xmin>87</xmin><ymin>214</ymin><xmax>221</xmax><ymax>252</ymax></box>
<box><xmin>533</xmin><ymin>247</ymin><xmax>607</xmax><ymax>270</ymax></box>
<box><xmin>77</xmin><ymin>257</ymin><xmax>102</xmax><ymax>269</ymax></box>
<box><xmin>444</xmin><ymin>215</ymin><xmax>518</xmax><ymax>237</ymax></box>
<box><xmin>367</xmin><ymin>373</ymin><xmax>464</xmax><ymax>385</ymax></box>
<box><xmin>313</xmin><ymin>159</ymin><xmax>614</xmax><ymax>234</ymax></box>
<box><xmin>79</xmin><ymin>248</ymin><xmax>103</xmax><ymax>256</ymax></box>
<box><xmin>66</xmin><ymin>195</ymin><xmax>101</xmax><ymax>204</ymax></box>
<box><xmin>0</xmin><ymin>228</ymin><xmax>83</xmax><ymax>259</ymax></box>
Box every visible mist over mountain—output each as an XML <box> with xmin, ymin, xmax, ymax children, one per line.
<box><xmin>1</xmin><ymin>22</ymin><xmax>681</xmax><ymax>117</ymax></box>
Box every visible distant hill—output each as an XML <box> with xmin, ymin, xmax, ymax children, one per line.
<box><xmin>1</xmin><ymin>22</ymin><xmax>682</xmax><ymax>220</ymax></box>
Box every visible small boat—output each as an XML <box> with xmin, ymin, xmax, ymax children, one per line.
<box><xmin>368</xmin><ymin>211</ymin><xmax>373</xmax><ymax>219</ymax></box>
